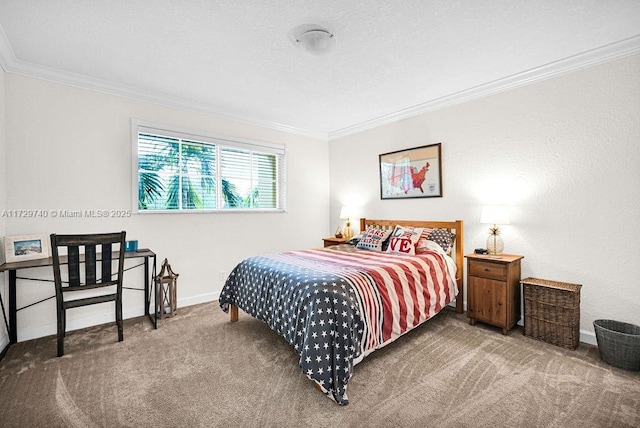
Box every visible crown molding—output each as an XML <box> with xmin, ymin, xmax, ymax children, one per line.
<box><xmin>328</xmin><ymin>35</ymin><xmax>640</xmax><ymax>140</ymax></box>
<box><xmin>0</xmin><ymin>32</ymin><xmax>328</xmax><ymax>141</ymax></box>
<box><xmin>0</xmin><ymin>24</ymin><xmax>16</xmax><ymax>72</ymax></box>
<box><xmin>1</xmin><ymin>28</ymin><xmax>638</xmax><ymax>142</ymax></box>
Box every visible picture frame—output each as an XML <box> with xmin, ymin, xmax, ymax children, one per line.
<box><xmin>3</xmin><ymin>234</ymin><xmax>51</xmax><ymax>263</ymax></box>
<box><xmin>379</xmin><ymin>142</ymin><xmax>443</xmax><ymax>199</ymax></box>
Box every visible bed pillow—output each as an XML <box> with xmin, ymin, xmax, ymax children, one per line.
<box><xmin>356</xmin><ymin>227</ymin><xmax>393</xmax><ymax>252</ymax></box>
<box><xmin>416</xmin><ymin>228</ymin><xmax>456</xmax><ymax>255</ymax></box>
<box><xmin>386</xmin><ymin>225</ymin><xmax>424</xmax><ymax>255</ymax></box>
<box><xmin>346</xmin><ymin>234</ymin><xmax>363</xmax><ymax>245</ymax></box>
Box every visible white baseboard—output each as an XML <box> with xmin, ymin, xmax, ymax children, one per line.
<box><xmin>177</xmin><ymin>291</ymin><xmax>219</xmax><ymax>308</ymax></box>
<box><xmin>579</xmin><ymin>330</ymin><xmax>597</xmax><ymax>346</ymax></box>
<box><xmin>16</xmin><ymin>292</ymin><xmax>220</xmax><ymax>343</ymax></box>
<box><xmin>18</xmin><ymin>307</ymin><xmax>144</xmax><ymax>342</ymax></box>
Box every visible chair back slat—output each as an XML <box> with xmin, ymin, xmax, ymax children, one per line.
<box><xmin>50</xmin><ymin>232</ymin><xmax>125</xmax><ymax>290</ymax></box>
<box><xmin>101</xmin><ymin>243</ymin><xmax>112</xmax><ymax>283</ymax></box>
<box><xmin>67</xmin><ymin>246</ymin><xmax>81</xmax><ymax>287</ymax></box>
<box><xmin>84</xmin><ymin>244</ymin><xmax>97</xmax><ymax>284</ymax></box>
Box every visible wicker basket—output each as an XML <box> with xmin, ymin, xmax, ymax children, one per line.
<box><xmin>522</xmin><ymin>277</ymin><xmax>581</xmax><ymax>350</ymax></box>
<box><xmin>593</xmin><ymin>319</ymin><xmax>640</xmax><ymax>371</ymax></box>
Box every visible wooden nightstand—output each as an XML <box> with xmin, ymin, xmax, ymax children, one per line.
<box><xmin>323</xmin><ymin>237</ymin><xmax>349</xmax><ymax>247</ymax></box>
<box><xmin>465</xmin><ymin>253</ymin><xmax>524</xmax><ymax>335</ymax></box>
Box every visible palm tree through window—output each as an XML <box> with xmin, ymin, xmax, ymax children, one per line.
<box><xmin>135</xmin><ymin>126</ymin><xmax>284</xmax><ymax>212</ymax></box>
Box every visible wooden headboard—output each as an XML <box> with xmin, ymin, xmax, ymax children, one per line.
<box><xmin>359</xmin><ymin>218</ymin><xmax>464</xmax><ymax>313</ymax></box>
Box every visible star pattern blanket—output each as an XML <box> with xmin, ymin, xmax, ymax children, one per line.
<box><xmin>219</xmin><ymin>245</ymin><xmax>458</xmax><ymax>405</ymax></box>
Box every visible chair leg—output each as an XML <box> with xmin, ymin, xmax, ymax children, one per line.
<box><xmin>57</xmin><ymin>309</ymin><xmax>65</xmax><ymax>357</ymax></box>
<box><xmin>116</xmin><ymin>298</ymin><xmax>123</xmax><ymax>342</ymax></box>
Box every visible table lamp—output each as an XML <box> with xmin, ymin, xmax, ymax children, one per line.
<box><xmin>480</xmin><ymin>205</ymin><xmax>510</xmax><ymax>255</ymax></box>
<box><xmin>339</xmin><ymin>206</ymin><xmax>354</xmax><ymax>240</ymax></box>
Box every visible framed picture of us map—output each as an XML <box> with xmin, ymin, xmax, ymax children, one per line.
<box><xmin>379</xmin><ymin>143</ymin><xmax>442</xmax><ymax>199</ymax></box>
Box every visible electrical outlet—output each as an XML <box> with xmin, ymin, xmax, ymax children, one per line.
<box><xmin>219</xmin><ymin>271</ymin><xmax>226</xmax><ymax>281</ymax></box>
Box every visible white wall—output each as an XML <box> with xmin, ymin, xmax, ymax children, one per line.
<box><xmin>329</xmin><ymin>54</ymin><xmax>640</xmax><ymax>344</ymax></box>
<box><xmin>0</xmin><ymin>66</ymin><xmax>7</xmax><ymax>350</ymax></box>
<box><xmin>4</xmin><ymin>74</ymin><xmax>330</xmax><ymax>341</ymax></box>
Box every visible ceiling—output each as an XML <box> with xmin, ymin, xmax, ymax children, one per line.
<box><xmin>0</xmin><ymin>1</ymin><xmax>639</xmax><ymax>140</ymax></box>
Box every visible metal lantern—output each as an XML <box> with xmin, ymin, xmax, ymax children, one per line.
<box><xmin>155</xmin><ymin>258</ymin><xmax>178</xmax><ymax>318</ymax></box>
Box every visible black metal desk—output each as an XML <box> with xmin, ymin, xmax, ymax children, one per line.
<box><xmin>0</xmin><ymin>249</ymin><xmax>157</xmax><ymax>359</ymax></box>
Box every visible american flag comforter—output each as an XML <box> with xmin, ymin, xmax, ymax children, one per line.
<box><xmin>219</xmin><ymin>244</ymin><xmax>458</xmax><ymax>405</ymax></box>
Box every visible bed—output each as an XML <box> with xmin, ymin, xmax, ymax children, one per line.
<box><xmin>219</xmin><ymin>218</ymin><xmax>464</xmax><ymax>405</ymax></box>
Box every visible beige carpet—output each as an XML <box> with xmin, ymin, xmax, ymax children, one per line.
<box><xmin>0</xmin><ymin>302</ymin><xmax>638</xmax><ymax>428</ymax></box>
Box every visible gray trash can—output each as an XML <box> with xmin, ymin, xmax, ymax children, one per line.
<box><xmin>593</xmin><ymin>319</ymin><xmax>640</xmax><ymax>371</ymax></box>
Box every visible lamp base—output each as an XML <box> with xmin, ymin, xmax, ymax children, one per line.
<box><xmin>343</xmin><ymin>222</ymin><xmax>353</xmax><ymax>240</ymax></box>
<box><xmin>486</xmin><ymin>234</ymin><xmax>504</xmax><ymax>255</ymax></box>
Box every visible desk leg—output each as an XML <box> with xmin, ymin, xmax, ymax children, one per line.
<box><xmin>144</xmin><ymin>257</ymin><xmax>149</xmax><ymax>318</ymax></box>
<box><xmin>153</xmin><ymin>255</ymin><xmax>157</xmax><ymax>328</ymax></box>
<box><xmin>152</xmin><ymin>255</ymin><xmax>157</xmax><ymax>328</ymax></box>
<box><xmin>0</xmin><ymin>272</ymin><xmax>11</xmax><ymax>350</ymax></box>
<box><xmin>144</xmin><ymin>255</ymin><xmax>157</xmax><ymax>329</ymax></box>
<box><xmin>9</xmin><ymin>269</ymin><xmax>17</xmax><ymax>343</ymax></box>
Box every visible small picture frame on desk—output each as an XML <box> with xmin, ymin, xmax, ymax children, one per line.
<box><xmin>3</xmin><ymin>233</ymin><xmax>51</xmax><ymax>263</ymax></box>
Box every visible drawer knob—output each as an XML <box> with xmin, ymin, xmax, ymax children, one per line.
<box><xmin>484</xmin><ymin>268</ymin><xmax>490</xmax><ymax>272</ymax></box>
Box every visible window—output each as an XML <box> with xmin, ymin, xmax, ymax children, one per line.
<box><xmin>132</xmin><ymin>121</ymin><xmax>286</xmax><ymax>213</ymax></box>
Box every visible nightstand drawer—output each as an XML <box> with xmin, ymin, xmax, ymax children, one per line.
<box><xmin>323</xmin><ymin>237</ymin><xmax>349</xmax><ymax>247</ymax></box>
<box><xmin>469</xmin><ymin>260</ymin><xmax>507</xmax><ymax>281</ymax></box>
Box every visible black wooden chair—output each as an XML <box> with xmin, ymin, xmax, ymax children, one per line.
<box><xmin>50</xmin><ymin>231</ymin><xmax>126</xmax><ymax>357</ymax></box>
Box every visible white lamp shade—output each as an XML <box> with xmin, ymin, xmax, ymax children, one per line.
<box><xmin>480</xmin><ymin>205</ymin><xmax>511</xmax><ymax>225</ymax></box>
<box><xmin>339</xmin><ymin>206</ymin><xmax>352</xmax><ymax>220</ymax></box>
